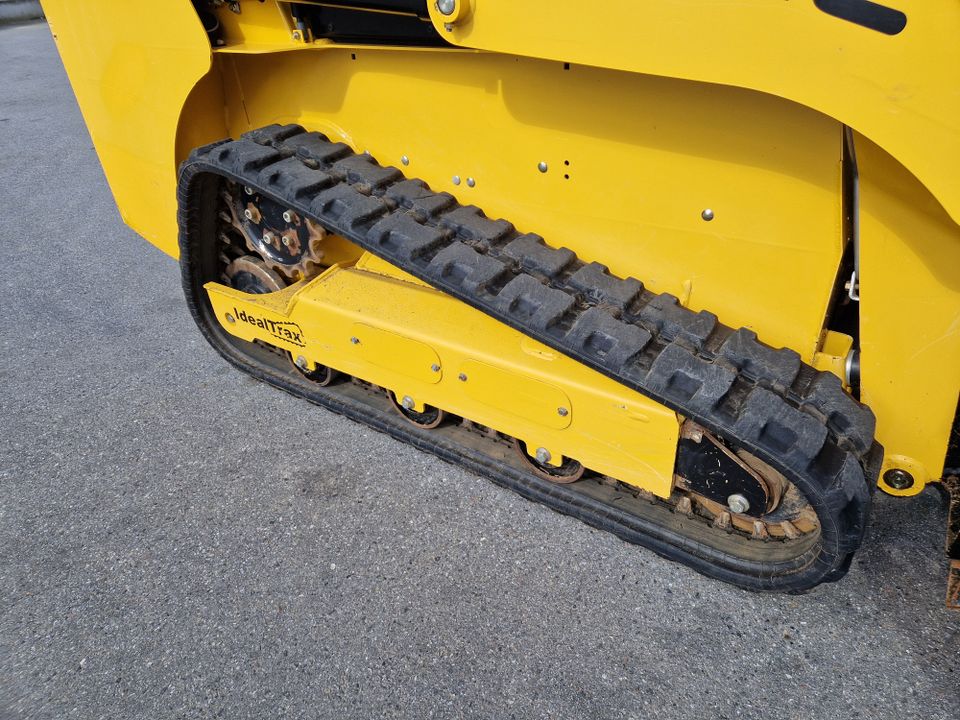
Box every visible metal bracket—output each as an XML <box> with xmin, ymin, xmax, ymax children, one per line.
<box><xmin>843</xmin><ymin>126</ymin><xmax>861</xmax><ymax>302</ymax></box>
<box><xmin>945</xmin><ymin>476</ymin><xmax>960</xmax><ymax>609</ymax></box>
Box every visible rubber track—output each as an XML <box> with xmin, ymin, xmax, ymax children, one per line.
<box><xmin>178</xmin><ymin>124</ymin><xmax>883</xmax><ymax>587</ymax></box>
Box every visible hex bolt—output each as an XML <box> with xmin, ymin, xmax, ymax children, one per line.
<box><xmin>244</xmin><ymin>208</ymin><xmax>254</xmax><ymax>220</ymax></box>
<box><xmin>244</xmin><ymin>186</ymin><xmax>254</xmax><ymax>195</ymax></box>
<box><xmin>292</xmin><ymin>30</ymin><xmax>301</xmax><ymax>41</ymax></box>
<box><xmin>466</xmin><ymin>177</ymin><xmax>476</xmax><ymax>187</ymax></box>
<box><xmin>282</xmin><ymin>210</ymin><xmax>294</xmax><ymax>223</ymax></box>
<box><xmin>727</xmin><ymin>493</ymin><xmax>750</xmax><ymax>514</ymax></box>
<box><xmin>452</xmin><ymin>175</ymin><xmax>461</xmax><ymax>186</ymax></box>
<box><xmin>262</xmin><ymin>232</ymin><xmax>274</xmax><ymax>245</ymax></box>
<box><xmin>401</xmin><ymin>155</ymin><xmax>410</xmax><ymax>166</ymax></box>
<box><xmin>431</xmin><ymin>364</ymin><xmax>441</xmax><ymax>372</ymax></box>
<box><xmin>557</xmin><ymin>407</ymin><xmax>569</xmax><ymax>417</ymax></box>
<box><xmin>225</xmin><ymin>313</ymin><xmax>236</xmax><ymax>324</ymax></box>
<box><xmin>535</xmin><ymin>447</ymin><xmax>552</xmax><ymax>464</ymax></box>
<box><xmin>401</xmin><ymin>395</ymin><xmax>415</xmax><ymax>410</ymax></box>
<box><xmin>350</xmin><ymin>336</ymin><xmax>360</xmax><ymax>345</ymax></box>
<box><xmin>884</xmin><ymin>468</ymin><xmax>914</xmax><ymax>490</ymax></box>
<box><xmin>701</xmin><ymin>208</ymin><xmax>715</xmax><ymax>221</ymax></box>
<box><xmin>538</xmin><ymin>161</ymin><xmax>548</xmax><ymax>173</ymax></box>
<box><xmin>295</xmin><ymin>355</ymin><xmax>308</xmax><ymax>369</ymax></box>
<box><xmin>458</xmin><ymin>373</ymin><xmax>467</xmax><ymax>381</ymax></box>
<box><xmin>437</xmin><ymin>0</ymin><xmax>456</xmax><ymax>15</ymax></box>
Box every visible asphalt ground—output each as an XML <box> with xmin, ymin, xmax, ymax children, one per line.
<box><xmin>1</xmin><ymin>21</ymin><xmax>958</xmax><ymax>720</ymax></box>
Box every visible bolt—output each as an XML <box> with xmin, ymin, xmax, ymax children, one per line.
<box><xmin>466</xmin><ymin>177</ymin><xmax>475</xmax><ymax>187</ymax></box>
<box><xmin>295</xmin><ymin>355</ymin><xmax>308</xmax><ymax>369</ymax></box>
<box><xmin>225</xmin><ymin>313</ymin><xmax>235</xmax><ymax>324</ymax></box>
<box><xmin>401</xmin><ymin>155</ymin><xmax>410</xmax><ymax>166</ymax></box>
<box><xmin>282</xmin><ymin>236</ymin><xmax>292</xmax><ymax>247</ymax></box>
<box><xmin>244</xmin><ymin>208</ymin><xmax>254</xmax><ymax>220</ymax></box>
<box><xmin>262</xmin><ymin>232</ymin><xmax>274</xmax><ymax>245</ymax></box>
<box><xmin>282</xmin><ymin>210</ymin><xmax>294</xmax><ymax>223</ymax></box>
<box><xmin>350</xmin><ymin>336</ymin><xmax>360</xmax><ymax>345</ymax></box>
<box><xmin>535</xmin><ymin>447</ymin><xmax>552</xmax><ymax>464</ymax></box>
<box><xmin>538</xmin><ymin>161</ymin><xmax>548</xmax><ymax>173</ymax></box>
<box><xmin>701</xmin><ymin>208</ymin><xmax>715</xmax><ymax>221</ymax></box>
<box><xmin>452</xmin><ymin>175</ymin><xmax>461</xmax><ymax>186</ymax></box>
<box><xmin>244</xmin><ymin>186</ymin><xmax>254</xmax><ymax>195</ymax></box>
<box><xmin>437</xmin><ymin>0</ymin><xmax>456</xmax><ymax>15</ymax></box>
<box><xmin>292</xmin><ymin>30</ymin><xmax>301</xmax><ymax>41</ymax></box>
<box><xmin>458</xmin><ymin>373</ymin><xmax>467</xmax><ymax>381</ymax></box>
<box><xmin>557</xmin><ymin>407</ymin><xmax>569</xmax><ymax>417</ymax></box>
<box><xmin>727</xmin><ymin>493</ymin><xmax>750</xmax><ymax>514</ymax></box>
<box><xmin>884</xmin><ymin>468</ymin><xmax>914</xmax><ymax>490</ymax></box>
<box><xmin>401</xmin><ymin>395</ymin><xmax>415</xmax><ymax>410</ymax></box>
<box><xmin>431</xmin><ymin>363</ymin><xmax>441</xmax><ymax>372</ymax></box>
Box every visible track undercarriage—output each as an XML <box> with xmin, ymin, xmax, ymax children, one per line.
<box><xmin>178</xmin><ymin>124</ymin><xmax>882</xmax><ymax>592</ymax></box>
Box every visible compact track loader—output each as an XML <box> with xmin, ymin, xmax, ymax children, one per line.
<box><xmin>41</xmin><ymin>0</ymin><xmax>960</xmax><ymax>601</ymax></box>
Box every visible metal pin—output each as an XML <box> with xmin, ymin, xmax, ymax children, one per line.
<box><xmin>727</xmin><ymin>493</ymin><xmax>750</xmax><ymax>514</ymax></box>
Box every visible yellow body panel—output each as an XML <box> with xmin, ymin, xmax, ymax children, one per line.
<box><xmin>429</xmin><ymin>0</ymin><xmax>960</xmax><ymax>227</ymax></box>
<box><xmin>206</xmin><ymin>258</ymin><xmax>681</xmax><ymax>496</ymax></box>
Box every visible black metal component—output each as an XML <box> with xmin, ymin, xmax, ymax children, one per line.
<box><xmin>883</xmin><ymin>468</ymin><xmax>914</xmax><ymax>490</ymax></box>
<box><xmin>290</xmin><ymin>1</ymin><xmax>447</xmax><ymax>46</ymax></box>
<box><xmin>814</xmin><ymin>0</ymin><xmax>907</xmax><ymax>36</ymax></box>
<box><xmin>946</xmin><ymin>477</ymin><xmax>960</xmax><ymax>561</ymax></box>
<box><xmin>676</xmin><ymin>433</ymin><xmax>770</xmax><ymax>516</ymax></box>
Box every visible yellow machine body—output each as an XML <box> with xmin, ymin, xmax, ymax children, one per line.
<box><xmin>41</xmin><ymin>0</ymin><xmax>960</xmax><ymax>500</ymax></box>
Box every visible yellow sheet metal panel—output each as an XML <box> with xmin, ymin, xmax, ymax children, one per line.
<box><xmin>40</xmin><ymin>0</ymin><xmax>210</xmax><ymax>256</ymax></box>
<box><xmin>428</xmin><ymin>0</ymin><xmax>960</xmax><ymax>226</ymax></box>
<box><xmin>205</xmin><ymin>261</ymin><xmax>680</xmax><ymax>497</ymax></box>
<box><xmin>856</xmin><ymin>134</ymin><xmax>960</xmax><ymax>492</ymax></box>
<box><xmin>214</xmin><ymin>47</ymin><xmax>844</xmax><ymax>361</ymax></box>
<box><xmin>351</xmin><ymin>323</ymin><xmax>442</xmax><ymax>385</ymax></box>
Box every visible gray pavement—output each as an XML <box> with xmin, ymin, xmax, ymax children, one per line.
<box><xmin>1</xmin><ymin>21</ymin><xmax>958</xmax><ymax>720</ymax></box>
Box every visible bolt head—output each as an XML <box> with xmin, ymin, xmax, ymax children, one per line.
<box><xmin>701</xmin><ymin>208</ymin><xmax>715</xmax><ymax>221</ymax></box>
<box><xmin>292</xmin><ymin>30</ymin><xmax>301</xmax><ymax>41</ymax></box>
<box><xmin>401</xmin><ymin>155</ymin><xmax>410</xmax><ymax>166</ymax></box>
<box><xmin>535</xmin><ymin>447</ymin><xmax>552</xmax><ymax>464</ymax></box>
<box><xmin>466</xmin><ymin>177</ymin><xmax>475</xmax><ymax>187</ymax></box>
<box><xmin>244</xmin><ymin>186</ymin><xmax>254</xmax><ymax>195</ymax></box>
<box><xmin>225</xmin><ymin>313</ymin><xmax>235</xmax><ymax>324</ymax></box>
<box><xmin>431</xmin><ymin>363</ymin><xmax>441</xmax><ymax>372</ymax></box>
<box><xmin>727</xmin><ymin>493</ymin><xmax>750</xmax><ymax>514</ymax></box>
<box><xmin>883</xmin><ymin>468</ymin><xmax>914</xmax><ymax>490</ymax></box>
<box><xmin>282</xmin><ymin>235</ymin><xmax>293</xmax><ymax>247</ymax></box>
<box><xmin>538</xmin><ymin>161</ymin><xmax>548</xmax><ymax>173</ymax></box>
<box><xmin>262</xmin><ymin>233</ymin><xmax>273</xmax><ymax>245</ymax></box>
<box><xmin>452</xmin><ymin>175</ymin><xmax>461</xmax><ymax>186</ymax></box>
<box><xmin>401</xmin><ymin>395</ymin><xmax>415</xmax><ymax>410</ymax></box>
<box><xmin>437</xmin><ymin>0</ymin><xmax>456</xmax><ymax>15</ymax></box>
<box><xmin>244</xmin><ymin>209</ymin><xmax>254</xmax><ymax>220</ymax></box>
<box><xmin>295</xmin><ymin>355</ymin><xmax>308</xmax><ymax>369</ymax></box>
<box><xmin>350</xmin><ymin>336</ymin><xmax>360</xmax><ymax>345</ymax></box>
<box><xmin>557</xmin><ymin>407</ymin><xmax>569</xmax><ymax>417</ymax></box>
<box><xmin>458</xmin><ymin>373</ymin><xmax>467</xmax><ymax>382</ymax></box>
<box><xmin>282</xmin><ymin>210</ymin><xmax>294</xmax><ymax>223</ymax></box>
